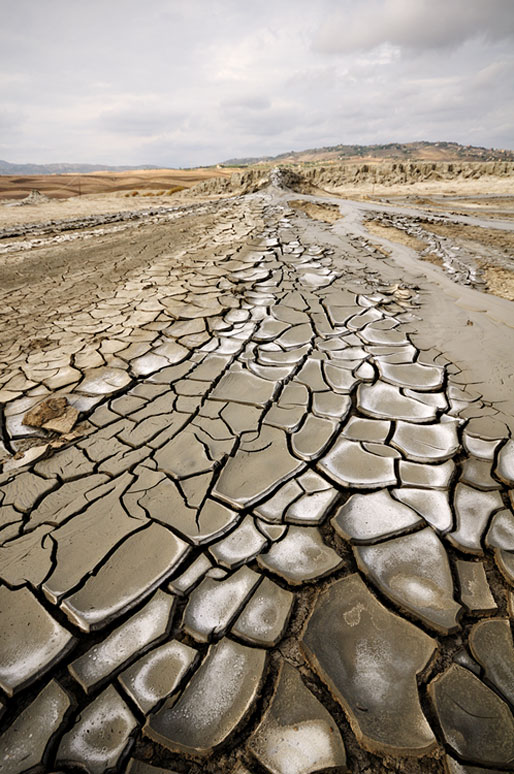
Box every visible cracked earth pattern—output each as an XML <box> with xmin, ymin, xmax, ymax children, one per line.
<box><xmin>1</xmin><ymin>180</ymin><xmax>514</xmax><ymax>774</ymax></box>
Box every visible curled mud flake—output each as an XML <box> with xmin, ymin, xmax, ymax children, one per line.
<box><xmin>428</xmin><ymin>664</ymin><xmax>514</xmax><ymax>768</ymax></box>
<box><xmin>144</xmin><ymin>638</ymin><xmax>267</xmax><ymax>755</ymax></box>
<box><xmin>302</xmin><ymin>573</ymin><xmax>437</xmax><ymax>756</ymax></box>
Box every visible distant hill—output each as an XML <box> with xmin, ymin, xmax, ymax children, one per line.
<box><xmin>222</xmin><ymin>141</ymin><xmax>514</xmax><ymax>166</ymax></box>
<box><xmin>0</xmin><ymin>160</ymin><xmax>160</xmax><ymax>175</ymax></box>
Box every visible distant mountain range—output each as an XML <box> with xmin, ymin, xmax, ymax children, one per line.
<box><xmin>222</xmin><ymin>141</ymin><xmax>514</xmax><ymax>166</ymax></box>
<box><xmin>0</xmin><ymin>160</ymin><xmax>159</xmax><ymax>175</ymax></box>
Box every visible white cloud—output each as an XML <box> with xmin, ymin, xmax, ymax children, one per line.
<box><xmin>0</xmin><ymin>0</ymin><xmax>512</xmax><ymax>164</ymax></box>
<box><xmin>314</xmin><ymin>0</ymin><xmax>514</xmax><ymax>54</ymax></box>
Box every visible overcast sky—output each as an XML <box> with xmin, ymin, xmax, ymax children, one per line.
<box><xmin>1</xmin><ymin>0</ymin><xmax>513</xmax><ymax>166</ymax></box>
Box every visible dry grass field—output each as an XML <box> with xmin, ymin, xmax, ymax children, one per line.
<box><xmin>0</xmin><ymin>166</ymin><xmax>240</xmax><ymax>200</ymax></box>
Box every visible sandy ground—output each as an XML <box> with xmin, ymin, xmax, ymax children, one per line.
<box><xmin>365</xmin><ymin>220</ymin><xmax>428</xmax><ymax>252</ymax></box>
<box><xmin>287</xmin><ymin>199</ymin><xmax>343</xmax><ymax>223</ymax></box>
<box><xmin>0</xmin><ymin>190</ymin><xmax>185</xmax><ymax>227</ymax></box>
<box><xmin>326</xmin><ymin>176</ymin><xmax>514</xmax><ymax>201</ymax></box>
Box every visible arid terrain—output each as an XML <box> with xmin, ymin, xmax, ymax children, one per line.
<box><xmin>0</xmin><ymin>162</ymin><xmax>513</xmax><ymax>774</ymax></box>
<box><xmin>0</xmin><ymin>166</ymin><xmax>238</xmax><ymax>201</ymax></box>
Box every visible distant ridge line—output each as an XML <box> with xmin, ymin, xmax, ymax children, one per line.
<box><xmin>221</xmin><ymin>141</ymin><xmax>514</xmax><ymax>166</ymax></box>
<box><xmin>0</xmin><ymin>161</ymin><xmax>161</xmax><ymax>175</ymax></box>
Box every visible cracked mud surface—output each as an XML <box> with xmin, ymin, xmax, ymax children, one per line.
<box><xmin>1</xmin><ymin>170</ymin><xmax>514</xmax><ymax>774</ymax></box>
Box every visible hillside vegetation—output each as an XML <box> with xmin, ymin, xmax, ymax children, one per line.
<box><xmin>223</xmin><ymin>141</ymin><xmax>514</xmax><ymax>166</ymax></box>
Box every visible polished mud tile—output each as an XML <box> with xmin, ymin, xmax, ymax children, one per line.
<box><xmin>212</xmin><ymin>427</ymin><xmax>305</xmax><ymax>509</ymax></box>
<box><xmin>448</xmin><ymin>484</ymin><xmax>504</xmax><ymax>555</ymax></box>
<box><xmin>183</xmin><ymin>566</ymin><xmax>261</xmax><ymax>642</ymax></box>
<box><xmin>209</xmin><ymin>515</ymin><xmax>268</xmax><ymax>569</ymax></box>
<box><xmin>452</xmin><ymin>647</ymin><xmax>481</xmax><ymax>676</ymax></box>
<box><xmin>322</xmin><ymin>362</ymin><xmax>359</xmax><ymax>394</ymax></box>
<box><xmin>291</xmin><ymin>415</ymin><xmax>338</xmax><ymax>461</ymax></box>
<box><xmin>495</xmin><ymin>439</ymin><xmax>514</xmax><ymax>486</ymax></box>
<box><xmin>301</xmin><ymin>574</ymin><xmax>437</xmax><ymax>756</ymax></box>
<box><xmin>168</xmin><ymin>554</ymin><xmax>213</xmax><ymax>596</ymax></box>
<box><xmin>392</xmin><ymin>419</ymin><xmax>460</xmax><ymax>462</ymax></box>
<box><xmin>0</xmin><ymin>524</ymin><xmax>54</xmax><ymax>587</ymax></box>
<box><xmin>278</xmin><ymin>381</ymin><xmax>310</xmax><ymax>409</ymax></box>
<box><xmin>119</xmin><ymin>640</ymin><xmax>197</xmax><ymax>714</ymax></box>
<box><xmin>263</xmin><ymin>404</ymin><xmax>305</xmax><ymax>432</ymax></box>
<box><xmin>357</xmin><ymin>382</ymin><xmax>437</xmax><ymax>422</ymax></box>
<box><xmin>140</xmin><ymin>476</ymin><xmax>239</xmax><ymax>544</ymax></box>
<box><xmin>0</xmin><ymin>680</ymin><xmax>71</xmax><ymax>774</ymax></box>
<box><xmin>469</xmin><ymin>618</ymin><xmax>514</xmax><ymax>706</ymax></box>
<box><xmin>495</xmin><ymin>548</ymin><xmax>514</xmax><ymax>585</ymax></box>
<box><xmin>210</xmin><ymin>367</ymin><xmax>276</xmax><ymax>407</ymax></box>
<box><xmin>392</xmin><ymin>488</ymin><xmax>454</xmax><ymax>533</ymax></box>
<box><xmin>259</xmin><ymin>346</ymin><xmax>309</xmax><ymax>367</ymax></box>
<box><xmin>460</xmin><ymin>457</ymin><xmax>502</xmax><ymax>491</ymax></box>
<box><xmin>285</xmin><ymin>480</ymin><xmax>338</xmax><ymax>526</ymax></box>
<box><xmin>456</xmin><ymin>560</ymin><xmax>497</xmax><ymax>613</ymax></box>
<box><xmin>154</xmin><ymin>427</ymin><xmax>214</xmax><ymax>479</ymax></box>
<box><xmin>144</xmin><ymin>638</ymin><xmax>267</xmax><ymax>755</ymax></box>
<box><xmin>399</xmin><ymin>458</ymin><xmax>455</xmax><ymax>489</ymax></box>
<box><xmin>462</xmin><ymin>433</ymin><xmax>501</xmax><ymax>461</ymax></box>
<box><xmin>347</xmin><ymin>307</ymin><xmax>383</xmax><ymax>330</ymax></box>
<box><xmin>355</xmin><ymin>360</ymin><xmax>376</xmax><ymax>381</ymax></box>
<box><xmin>254</xmin><ymin>318</ymin><xmax>291</xmax><ymax>342</ymax></box>
<box><xmin>318</xmin><ymin>438</ymin><xmax>397</xmax><ymax>489</ymax></box>
<box><xmin>256</xmin><ymin>519</ymin><xmax>288</xmax><ymax>542</ymax></box>
<box><xmin>43</xmin><ymin>474</ymin><xmax>143</xmax><ymax>603</ymax></box>
<box><xmin>248</xmin><ymin>660</ymin><xmax>347</xmax><ymax>774</ymax></box>
<box><xmin>249</xmin><ymin>362</ymin><xmax>295</xmax><ymax>383</ymax></box>
<box><xmin>378</xmin><ymin>361</ymin><xmax>444</xmax><ymax>391</ymax></box>
<box><xmin>428</xmin><ymin>664</ymin><xmax>514</xmax><ymax>768</ymax></box>
<box><xmin>232</xmin><ymin>577</ymin><xmax>293</xmax><ymax>647</ymax></box>
<box><xmin>56</xmin><ymin>685</ymin><xmax>138</xmax><ymax>774</ymax></box>
<box><xmin>362</xmin><ymin>442</ymin><xmax>400</xmax><ymax>458</ymax></box>
<box><xmin>341</xmin><ymin>415</ymin><xmax>390</xmax><ymax>442</ymax></box>
<box><xmin>179</xmin><ymin>470</ymin><xmax>216</xmax><ymax>508</ymax></box>
<box><xmin>295</xmin><ymin>359</ymin><xmax>327</xmax><ymax>392</ymax></box>
<box><xmin>254</xmin><ymin>479</ymin><xmax>303</xmax><ymax>523</ymax></box>
<box><xmin>28</xmin><ymin>473</ymin><xmax>110</xmax><ymax>529</ymax></box>
<box><xmin>404</xmin><ymin>388</ymin><xmax>448</xmax><ymax>410</ymax></box>
<box><xmin>355</xmin><ymin>528</ymin><xmax>461</xmax><ymax>634</ymax></box>
<box><xmin>1</xmin><ymin>471</ymin><xmax>56</xmax><ymax>513</ymax></box>
<box><xmin>34</xmin><ymin>446</ymin><xmax>93</xmax><ymax>480</ymax></box>
<box><xmin>359</xmin><ymin>325</ymin><xmax>409</xmax><ymax>346</ymax></box>
<box><xmin>275</xmin><ymin>322</ymin><xmax>313</xmax><ymax>349</ymax></box>
<box><xmin>257</xmin><ymin>526</ymin><xmax>342</xmax><ymax>585</ymax></box>
<box><xmin>444</xmin><ymin>755</ymin><xmax>505</xmax><ymax>774</ymax></box>
<box><xmin>485</xmin><ymin>509</ymin><xmax>514</xmax><ymax>552</ymax></box>
<box><xmin>153</xmin><ymin>340</ymin><xmax>189</xmax><ymax>364</ymax></box>
<box><xmin>0</xmin><ymin>586</ymin><xmax>75</xmax><ymax>696</ymax></box>
<box><xmin>311</xmin><ymin>391</ymin><xmax>351</xmax><ymax>421</ymax></box>
<box><xmin>69</xmin><ymin>591</ymin><xmax>175</xmax><ymax>693</ymax></box>
<box><xmin>332</xmin><ymin>490</ymin><xmax>423</xmax><ymax>544</ymax></box>
<box><xmin>61</xmin><ymin>523</ymin><xmax>189</xmax><ymax>631</ymax></box>
<box><xmin>77</xmin><ymin>366</ymin><xmax>131</xmax><ymax>395</ymax></box>
<box><xmin>220</xmin><ymin>401</ymin><xmax>263</xmax><ymax>435</ymax></box>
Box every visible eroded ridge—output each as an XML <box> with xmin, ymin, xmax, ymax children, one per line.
<box><xmin>0</xmin><ymin>193</ymin><xmax>513</xmax><ymax>774</ymax></box>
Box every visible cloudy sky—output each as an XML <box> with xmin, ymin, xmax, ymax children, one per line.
<box><xmin>1</xmin><ymin>0</ymin><xmax>513</xmax><ymax>166</ymax></box>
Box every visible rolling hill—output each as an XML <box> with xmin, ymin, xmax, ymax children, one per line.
<box><xmin>222</xmin><ymin>141</ymin><xmax>514</xmax><ymax>166</ymax></box>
